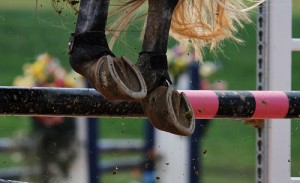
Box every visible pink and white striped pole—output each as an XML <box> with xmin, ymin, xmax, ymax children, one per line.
<box><xmin>182</xmin><ymin>90</ymin><xmax>300</xmax><ymax>119</ymax></box>
<box><xmin>1</xmin><ymin>87</ymin><xmax>300</xmax><ymax>119</ymax></box>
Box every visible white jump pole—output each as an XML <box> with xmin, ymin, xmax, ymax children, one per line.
<box><xmin>155</xmin><ymin>73</ymin><xmax>191</xmax><ymax>183</ymax></box>
<box><xmin>66</xmin><ymin>118</ymin><xmax>89</xmax><ymax>183</ymax></box>
<box><xmin>256</xmin><ymin>0</ymin><xmax>298</xmax><ymax>183</ymax></box>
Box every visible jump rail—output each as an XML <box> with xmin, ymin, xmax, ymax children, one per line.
<box><xmin>0</xmin><ymin>87</ymin><xmax>299</xmax><ymax>119</ymax></box>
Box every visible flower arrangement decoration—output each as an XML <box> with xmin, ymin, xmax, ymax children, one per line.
<box><xmin>167</xmin><ymin>45</ymin><xmax>227</xmax><ymax>90</ymax></box>
<box><xmin>13</xmin><ymin>53</ymin><xmax>83</xmax><ymax>126</ymax></box>
<box><xmin>167</xmin><ymin>45</ymin><xmax>220</xmax><ymax>78</ymax></box>
<box><xmin>12</xmin><ymin>54</ymin><xmax>80</xmax><ymax>182</ymax></box>
<box><xmin>167</xmin><ymin>45</ymin><xmax>191</xmax><ymax>80</ymax></box>
<box><xmin>13</xmin><ymin>53</ymin><xmax>82</xmax><ymax>88</ymax></box>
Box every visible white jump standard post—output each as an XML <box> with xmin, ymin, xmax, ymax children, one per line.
<box><xmin>256</xmin><ymin>0</ymin><xmax>300</xmax><ymax>182</ymax></box>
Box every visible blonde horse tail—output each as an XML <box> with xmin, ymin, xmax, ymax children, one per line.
<box><xmin>107</xmin><ymin>0</ymin><xmax>147</xmax><ymax>48</ymax></box>
<box><xmin>170</xmin><ymin>0</ymin><xmax>257</xmax><ymax>60</ymax></box>
<box><xmin>51</xmin><ymin>0</ymin><xmax>262</xmax><ymax>60</ymax></box>
<box><xmin>109</xmin><ymin>0</ymin><xmax>261</xmax><ymax>60</ymax></box>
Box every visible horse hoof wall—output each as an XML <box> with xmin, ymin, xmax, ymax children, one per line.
<box><xmin>91</xmin><ymin>55</ymin><xmax>147</xmax><ymax>100</ymax></box>
<box><xmin>142</xmin><ymin>86</ymin><xmax>195</xmax><ymax>136</ymax></box>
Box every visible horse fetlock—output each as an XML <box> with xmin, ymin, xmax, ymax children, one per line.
<box><xmin>68</xmin><ymin>31</ymin><xmax>114</xmax><ymax>59</ymax></box>
<box><xmin>68</xmin><ymin>31</ymin><xmax>114</xmax><ymax>78</ymax></box>
<box><xmin>136</xmin><ymin>52</ymin><xmax>172</xmax><ymax>93</ymax></box>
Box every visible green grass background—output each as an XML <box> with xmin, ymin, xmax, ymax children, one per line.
<box><xmin>0</xmin><ymin>0</ymin><xmax>300</xmax><ymax>182</ymax></box>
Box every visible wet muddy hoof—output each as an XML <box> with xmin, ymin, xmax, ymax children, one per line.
<box><xmin>141</xmin><ymin>86</ymin><xmax>195</xmax><ymax>136</ymax></box>
<box><xmin>90</xmin><ymin>55</ymin><xmax>147</xmax><ymax>100</ymax></box>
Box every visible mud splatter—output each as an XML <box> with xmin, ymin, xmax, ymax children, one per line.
<box><xmin>185</xmin><ymin>111</ymin><xmax>193</xmax><ymax>122</ymax></box>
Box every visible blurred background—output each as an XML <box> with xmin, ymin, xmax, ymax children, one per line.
<box><xmin>0</xmin><ymin>0</ymin><xmax>299</xmax><ymax>182</ymax></box>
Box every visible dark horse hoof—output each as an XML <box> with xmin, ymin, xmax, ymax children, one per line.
<box><xmin>89</xmin><ymin>55</ymin><xmax>147</xmax><ymax>100</ymax></box>
<box><xmin>141</xmin><ymin>86</ymin><xmax>195</xmax><ymax>136</ymax></box>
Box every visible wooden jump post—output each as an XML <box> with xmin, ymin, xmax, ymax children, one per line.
<box><xmin>0</xmin><ymin>86</ymin><xmax>299</xmax><ymax>119</ymax></box>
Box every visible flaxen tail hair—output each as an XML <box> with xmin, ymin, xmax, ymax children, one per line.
<box><xmin>51</xmin><ymin>0</ymin><xmax>263</xmax><ymax>60</ymax></box>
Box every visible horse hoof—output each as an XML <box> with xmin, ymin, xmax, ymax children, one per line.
<box><xmin>90</xmin><ymin>55</ymin><xmax>147</xmax><ymax>100</ymax></box>
<box><xmin>141</xmin><ymin>86</ymin><xmax>195</xmax><ymax>136</ymax></box>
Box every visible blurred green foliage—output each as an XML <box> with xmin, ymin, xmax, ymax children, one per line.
<box><xmin>0</xmin><ymin>0</ymin><xmax>299</xmax><ymax>182</ymax></box>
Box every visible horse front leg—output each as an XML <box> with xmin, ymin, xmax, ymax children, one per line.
<box><xmin>68</xmin><ymin>0</ymin><xmax>146</xmax><ymax>100</ymax></box>
<box><xmin>136</xmin><ymin>0</ymin><xmax>196</xmax><ymax>136</ymax></box>
<box><xmin>137</xmin><ymin>0</ymin><xmax>177</xmax><ymax>92</ymax></box>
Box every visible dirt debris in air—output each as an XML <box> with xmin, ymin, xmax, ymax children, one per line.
<box><xmin>193</xmin><ymin>166</ymin><xmax>199</xmax><ymax>176</ymax></box>
<box><xmin>112</xmin><ymin>167</ymin><xmax>118</xmax><ymax>175</ymax></box>
<box><xmin>261</xmin><ymin>100</ymin><xmax>267</xmax><ymax>106</ymax></box>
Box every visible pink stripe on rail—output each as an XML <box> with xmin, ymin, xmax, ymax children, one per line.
<box><xmin>180</xmin><ymin>90</ymin><xmax>219</xmax><ymax>119</ymax></box>
<box><xmin>250</xmin><ymin>91</ymin><xmax>289</xmax><ymax>118</ymax></box>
